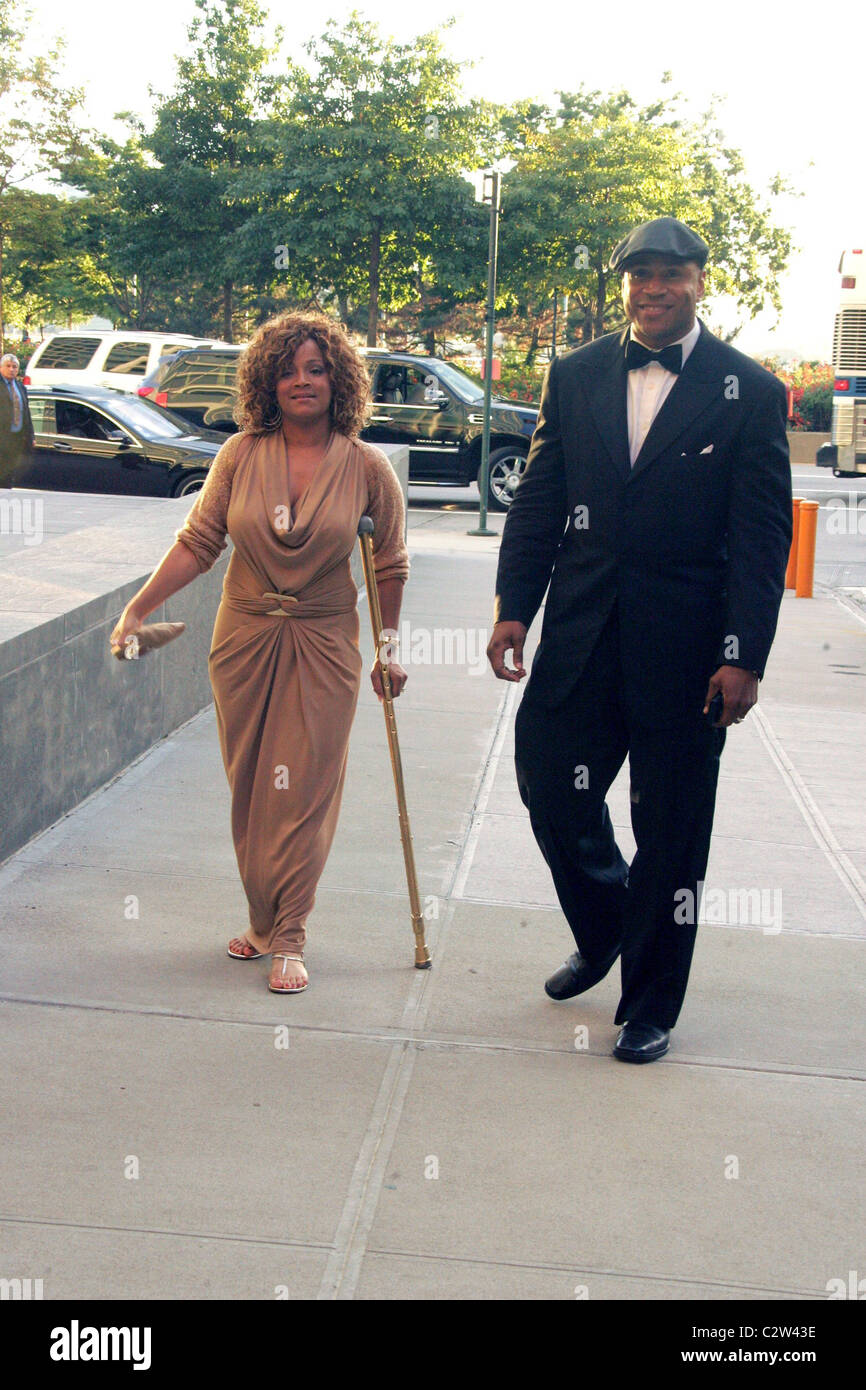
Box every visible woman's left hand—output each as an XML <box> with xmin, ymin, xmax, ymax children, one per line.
<box><xmin>371</xmin><ymin>659</ymin><xmax>408</xmax><ymax>700</ymax></box>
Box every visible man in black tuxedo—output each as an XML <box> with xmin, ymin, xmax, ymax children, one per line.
<box><xmin>487</xmin><ymin>217</ymin><xmax>792</xmax><ymax>1063</ymax></box>
<box><xmin>0</xmin><ymin>353</ymin><xmax>34</xmax><ymax>487</ymax></box>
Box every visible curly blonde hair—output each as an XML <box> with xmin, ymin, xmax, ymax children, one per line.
<box><xmin>234</xmin><ymin>311</ymin><xmax>371</xmax><ymax>437</ymax></box>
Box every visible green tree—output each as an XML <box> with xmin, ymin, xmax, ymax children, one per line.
<box><xmin>59</xmin><ymin>137</ymin><xmax>204</xmax><ymax>329</ymax></box>
<box><xmin>0</xmin><ymin>0</ymin><xmax>86</xmax><ymax>338</ymax></box>
<box><xmin>60</xmin><ymin>0</ymin><xmax>283</xmax><ymax>339</ymax></box>
<box><xmin>0</xmin><ymin>187</ymin><xmax>97</xmax><ymax>331</ymax></box>
<box><xmin>254</xmin><ymin>11</ymin><xmax>493</xmax><ymax>345</ymax></box>
<box><xmin>497</xmin><ymin>83</ymin><xmax>794</xmax><ymax>347</ymax></box>
<box><xmin>145</xmin><ymin>0</ymin><xmax>282</xmax><ymax>340</ymax></box>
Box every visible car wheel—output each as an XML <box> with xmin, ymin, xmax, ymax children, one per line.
<box><xmin>832</xmin><ymin>467</ymin><xmax>856</xmax><ymax>478</ymax></box>
<box><xmin>172</xmin><ymin>472</ymin><xmax>208</xmax><ymax>498</ymax></box>
<box><xmin>483</xmin><ymin>447</ymin><xmax>528</xmax><ymax>511</ymax></box>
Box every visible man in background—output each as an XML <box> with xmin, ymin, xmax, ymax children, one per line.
<box><xmin>0</xmin><ymin>353</ymin><xmax>34</xmax><ymax>487</ymax></box>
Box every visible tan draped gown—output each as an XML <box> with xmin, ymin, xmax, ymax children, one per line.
<box><xmin>175</xmin><ymin>429</ymin><xmax>409</xmax><ymax>957</ymax></box>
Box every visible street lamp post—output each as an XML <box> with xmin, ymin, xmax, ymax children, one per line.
<box><xmin>468</xmin><ymin>169</ymin><xmax>501</xmax><ymax>538</ymax></box>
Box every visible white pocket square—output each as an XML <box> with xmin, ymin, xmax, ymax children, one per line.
<box><xmin>682</xmin><ymin>444</ymin><xmax>714</xmax><ymax>456</ymax></box>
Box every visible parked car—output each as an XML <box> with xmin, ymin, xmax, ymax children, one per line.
<box><xmin>137</xmin><ymin>346</ymin><xmax>539</xmax><ymax>509</ymax></box>
<box><xmin>23</xmin><ymin>330</ymin><xmax>234</xmax><ymax>394</ymax></box>
<box><xmin>14</xmin><ymin>386</ymin><xmax>226</xmax><ymax>497</ymax></box>
<box><xmin>138</xmin><ymin>347</ymin><xmax>241</xmax><ymax>433</ymax></box>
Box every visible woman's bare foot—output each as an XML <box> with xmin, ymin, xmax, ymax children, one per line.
<box><xmin>268</xmin><ymin>954</ymin><xmax>308</xmax><ymax>993</ymax></box>
<box><xmin>227</xmin><ymin>936</ymin><xmax>262</xmax><ymax>959</ymax></box>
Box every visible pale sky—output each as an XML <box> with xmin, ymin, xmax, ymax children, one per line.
<box><xmin>21</xmin><ymin>0</ymin><xmax>866</xmax><ymax>360</ymax></box>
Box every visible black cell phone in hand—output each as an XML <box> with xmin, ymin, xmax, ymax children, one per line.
<box><xmin>705</xmin><ymin>690</ymin><xmax>724</xmax><ymax>725</ymax></box>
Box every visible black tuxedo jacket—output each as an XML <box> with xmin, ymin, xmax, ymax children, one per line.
<box><xmin>0</xmin><ymin>376</ymin><xmax>34</xmax><ymax>472</ymax></box>
<box><xmin>494</xmin><ymin>321</ymin><xmax>792</xmax><ymax>720</ymax></box>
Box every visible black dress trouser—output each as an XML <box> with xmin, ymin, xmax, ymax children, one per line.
<box><xmin>514</xmin><ymin>604</ymin><xmax>725</xmax><ymax>1028</ymax></box>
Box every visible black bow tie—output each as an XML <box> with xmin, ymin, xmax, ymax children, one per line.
<box><xmin>625</xmin><ymin>340</ymin><xmax>683</xmax><ymax>374</ymax></box>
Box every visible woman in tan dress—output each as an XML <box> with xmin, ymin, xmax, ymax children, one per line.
<box><xmin>109</xmin><ymin>313</ymin><xmax>409</xmax><ymax>993</ymax></box>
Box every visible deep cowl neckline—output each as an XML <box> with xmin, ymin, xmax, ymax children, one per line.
<box><xmin>254</xmin><ymin>428</ymin><xmax>347</xmax><ymax>547</ymax></box>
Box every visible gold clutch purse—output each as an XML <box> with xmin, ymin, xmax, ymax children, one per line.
<box><xmin>113</xmin><ymin>621</ymin><xmax>186</xmax><ymax>661</ymax></box>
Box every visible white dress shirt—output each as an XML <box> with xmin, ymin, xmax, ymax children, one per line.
<box><xmin>627</xmin><ymin>319</ymin><xmax>700</xmax><ymax>466</ymax></box>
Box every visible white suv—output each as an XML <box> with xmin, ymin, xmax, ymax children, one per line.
<box><xmin>24</xmin><ymin>331</ymin><xmax>234</xmax><ymax>393</ymax></box>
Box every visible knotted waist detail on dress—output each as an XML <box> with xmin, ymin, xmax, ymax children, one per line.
<box><xmin>222</xmin><ymin>580</ymin><xmax>357</xmax><ymax>620</ymax></box>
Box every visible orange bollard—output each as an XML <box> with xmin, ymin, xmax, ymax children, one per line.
<box><xmin>795</xmin><ymin>500</ymin><xmax>819</xmax><ymax>598</ymax></box>
<box><xmin>785</xmin><ymin>498</ymin><xmax>803</xmax><ymax>589</ymax></box>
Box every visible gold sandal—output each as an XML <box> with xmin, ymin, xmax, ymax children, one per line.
<box><xmin>268</xmin><ymin>953</ymin><xmax>308</xmax><ymax>994</ymax></box>
<box><xmin>227</xmin><ymin>936</ymin><xmax>263</xmax><ymax>960</ymax></box>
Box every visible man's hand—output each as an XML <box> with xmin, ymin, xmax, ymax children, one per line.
<box><xmin>703</xmin><ymin>666</ymin><xmax>759</xmax><ymax>727</ymax></box>
<box><xmin>487</xmin><ymin>621</ymin><xmax>528</xmax><ymax>682</ymax></box>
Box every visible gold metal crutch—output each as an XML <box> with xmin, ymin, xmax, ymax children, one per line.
<box><xmin>358</xmin><ymin>516</ymin><xmax>431</xmax><ymax>968</ymax></box>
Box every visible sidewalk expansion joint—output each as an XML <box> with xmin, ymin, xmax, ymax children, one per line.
<box><xmin>3</xmin><ymin>859</ymin><xmax>416</xmax><ymax>900</ymax></box>
<box><xmin>449</xmin><ymin>682</ymin><xmax>519</xmax><ymax>903</ymax></box>
<box><xmin>317</xmin><ymin>680</ymin><xmax>518</xmax><ymax>1300</ymax></box>
<box><xmin>454</xmin><ymin>894</ymin><xmax>866</xmax><ymax>940</ymax></box>
<box><xmin>0</xmin><ymin>1212</ymin><xmax>333</xmax><ymax>1253</ymax></box>
<box><xmin>752</xmin><ymin>704</ymin><xmax>866</xmax><ymax>923</ymax></box>
<box><xmin>3</xmin><ymin>995</ymin><xmax>863</xmax><ymax>1082</ymax></box>
<box><xmin>363</xmin><ymin>1245</ymin><xmax>824</xmax><ymax>1299</ymax></box>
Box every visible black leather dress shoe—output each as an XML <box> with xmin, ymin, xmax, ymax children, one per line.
<box><xmin>613</xmin><ymin>1022</ymin><xmax>670</xmax><ymax>1063</ymax></box>
<box><xmin>544</xmin><ymin>950</ymin><xmax>617</xmax><ymax>1001</ymax></box>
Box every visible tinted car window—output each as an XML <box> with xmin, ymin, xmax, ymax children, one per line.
<box><xmin>404</xmin><ymin>366</ymin><xmax>439</xmax><ymax>404</ymax></box>
<box><xmin>374</xmin><ymin>365</ymin><xmax>407</xmax><ymax>403</ymax></box>
<box><xmin>55</xmin><ymin>402</ymin><xmax>114</xmax><ymax>440</ymax></box>
<box><xmin>180</xmin><ymin>356</ymin><xmax>239</xmax><ymax>389</ymax></box>
<box><xmin>371</xmin><ymin>360</ymin><xmax>475</xmax><ymax>405</ymax></box>
<box><xmin>29</xmin><ymin>398</ymin><xmax>57</xmax><ymax>432</ymax></box>
<box><xmin>107</xmin><ymin>397</ymin><xmax>189</xmax><ymax>439</ymax></box>
<box><xmin>431</xmin><ymin>361</ymin><xmax>483</xmax><ymax>403</ymax></box>
<box><xmin>213</xmin><ymin>356</ymin><xmax>240</xmax><ymax>386</ymax></box>
<box><xmin>35</xmin><ymin>338</ymin><xmax>102</xmax><ymax>371</ymax></box>
<box><xmin>103</xmin><ymin>341</ymin><xmax>151</xmax><ymax>375</ymax></box>
<box><xmin>145</xmin><ymin>354</ymin><xmax>182</xmax><ymax>387</ymax></box>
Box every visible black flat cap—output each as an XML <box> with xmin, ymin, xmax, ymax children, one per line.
<box><xmin>609</xmin><ymin>216</ymin><xmax>708</xmax><ymax>273</ymax></box>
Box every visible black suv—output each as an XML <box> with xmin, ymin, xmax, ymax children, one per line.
<box><xmin>139</xmin><ymin>346</ymin><xmax>539</xmax><ymax>510</ymax></box>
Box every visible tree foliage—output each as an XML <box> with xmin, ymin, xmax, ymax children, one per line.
<box><xmin>0</xmin><ymin>0</ymin><xmax>86</xmax><ymax>336</ymax></box>
<box><xmin>497</xmin><ymin>82</ymin><xmax>794</xmax><ymax>349</ymax></box>
<box><xmin>2</xmin><ymin>5</ymin><xmax>795</xmax><ymax>356</ymax></box>
<box><xmin>243</xmin><ymin>11</ymin><xmax>495</xmax><ymax>344</ymax></box>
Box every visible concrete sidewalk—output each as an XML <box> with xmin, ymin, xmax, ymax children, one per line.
<box><xmin>1</xmin><ymin>505</ymin><xmax>864</xmax><ymax>1300</ymax></box>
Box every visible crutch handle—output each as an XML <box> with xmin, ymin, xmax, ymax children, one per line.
<box><xmin>358</xmin><ymin>515</ymin><xmax>374</xmax><ymax>536</ymax></box>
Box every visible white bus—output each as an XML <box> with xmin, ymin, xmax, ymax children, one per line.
<box><xmin>820</xmin><ymin>248</ymin><xmax>866</xmax><ymax>476</ymax></box>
